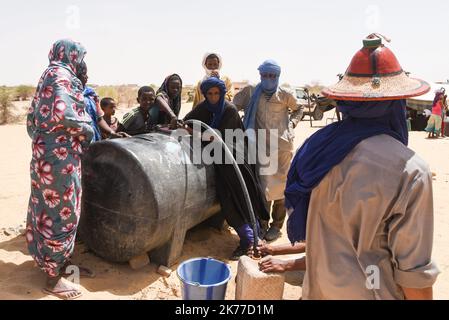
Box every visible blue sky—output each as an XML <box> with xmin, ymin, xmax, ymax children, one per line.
<box><xmin>0</xmin><ymin>0</ymin><xmax>448</xmax><ymax>86</ymax></box>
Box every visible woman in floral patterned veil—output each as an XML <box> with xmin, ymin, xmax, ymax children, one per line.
<box><xmin>26</xmin><ymin>39</ymin><xmax>94</xmax><ymax>299</ymax></box>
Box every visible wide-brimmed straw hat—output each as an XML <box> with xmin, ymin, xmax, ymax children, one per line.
<box><xmin>322</xmin><ymin>34</ymin><xmax>430</xmax><ymax>101</ymax></box>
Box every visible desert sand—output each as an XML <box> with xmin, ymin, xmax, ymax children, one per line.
<box><xmin>0</xmin><ymin>103</ymin><xmax>448</xmax><ymax>300</ymax></box>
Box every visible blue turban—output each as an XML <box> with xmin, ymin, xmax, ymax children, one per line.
<box><xmin>242</xmin><ymin>60</ymin><xmax>282</xmax><ymax>130</ymax></box>
<box><xmin>258</xmin><ymin>59</ymin><xmax>281</xmax><ymax>93</ymax></box>
<box><xmin>285</xmin><ymin>100</ymin><xmax>409</xmax><ymax>243</ymax></box>
<box><xmin>200</xmin><ymin>77</ymin><xmax>227</xmax><ymax>129</ymax></box>
<box><xmin>258</xmin><ymin>59</ymin><xmax>281</xmax><ymax>75</ymax></box>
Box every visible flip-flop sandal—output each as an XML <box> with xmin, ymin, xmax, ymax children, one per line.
<box><xmin>42</xmin><ymin>287</ymin><xmax>83</xmax><ymax>300</ymax></box>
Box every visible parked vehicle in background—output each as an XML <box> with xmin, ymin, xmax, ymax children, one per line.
<box><xmin>292</xmin><ymin>87</ymin><xmax>336</xmax><ymax>121</ymax></box>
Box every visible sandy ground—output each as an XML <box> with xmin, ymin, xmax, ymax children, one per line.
<box><xmin>0</xmin><ymin>103</ymin><xmax>448</xmax><ymax>300</ymax></box>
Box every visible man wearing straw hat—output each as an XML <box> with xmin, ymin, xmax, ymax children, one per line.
<box><xmin>284</xmin><ymin>34</ymin><xmax>440</xmax><ymax>300</ymax></box>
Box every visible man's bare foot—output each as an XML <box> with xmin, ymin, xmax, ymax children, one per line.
<box><xmin>43</xmin><ymin>276</ymin><xmax>82</xmax><ymax>300</ymax></box>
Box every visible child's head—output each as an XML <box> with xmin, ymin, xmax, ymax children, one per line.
<box><xmin>205</xmin><ymin>54</ymin><xmax>220</xmax><ymax>71</ymax></box>
<box><xmin>166</xmin><ymin>76</ymin><xmax>182</xmax><ymax>99</ymax></box>
<box><xmin>137</xmin><ymin>86</ymin><xmax>156</xmax><ymax>110</ymax></box>
<box><xmin>100</xmin><ymin>97</ymin><xmax>117</xmax><ymax>117</ymax></box>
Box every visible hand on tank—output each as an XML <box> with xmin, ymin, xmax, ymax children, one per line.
<box><xmin>176</xmin><ymin>119</ymin><xmax>185</xmax><ymax>128</ymax></box>
<box><xmin>116</xmin><ymin>132</ymin><xmax>131</xmax><ymax>138</ymax></box>
<box><xmin>169</xmin><ymin>117</ymin><xmax>181</xmax><ymax>130</ymax></box>
<box><xmin>108</xmin><ymin>131</ymin><xmax>126</xmax><ymax>139</ymax></box>
<box><xmin>182</xmin><ymin>124</ymin><xmax>193</xmax><ymax>135</ymax></box>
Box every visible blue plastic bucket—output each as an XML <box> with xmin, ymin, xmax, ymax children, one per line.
<box><xmin>177</xmin><ymin>257</ymin><xmax>232</xmax><ymax>300</ymax></box>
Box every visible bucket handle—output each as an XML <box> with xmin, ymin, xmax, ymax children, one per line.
<box><xmin>186</xmin><ymin>281</ymin><xmax>201</xmax><ymax>287</ymax></box>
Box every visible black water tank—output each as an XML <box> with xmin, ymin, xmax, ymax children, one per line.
<box><xmin>79</xmin><ymin>132</ymin><xmax>220</xmax><ymax>266</ymax></box>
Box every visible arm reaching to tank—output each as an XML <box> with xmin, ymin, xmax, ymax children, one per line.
<box><xmin>155</xmin><ymin>96</ymin><xmax>179</xmax><ymax>129</ymax></box>
<box><xmin>259</xmin><ymin>256</ymin><xmax>306</xmax><ymax>273</ymax></box>
<box><xmin>255</xmin><ymin>241</ymin><xmax>306</xmax><ymax>257</ymax></box>
<box><xmin>97</xmin><ymin>117</ymin><xmax>130</xmax><ymax>138</ymax></box>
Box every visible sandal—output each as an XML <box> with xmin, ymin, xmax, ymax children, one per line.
<box><xmin>42</xmin><ymin>277</ymin><xmax>83</xmax><ymax>300</ymax></box>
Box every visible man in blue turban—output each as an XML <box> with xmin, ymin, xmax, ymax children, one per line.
<box><xmin>233</xmin><ymin>60</ymin><xmax>304</xmax><ymax>242</ymax></box>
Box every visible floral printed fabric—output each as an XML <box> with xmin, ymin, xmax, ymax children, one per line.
<box><xmin>26</xmin><ymin>39</ymin><xmax>94</xmax><ymax>277</ymax></box>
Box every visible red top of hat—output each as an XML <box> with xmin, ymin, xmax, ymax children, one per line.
<box><xmin>346</xmin><ymin>45</ymin><xmax>403</xmax><ymax>77</ymax></box>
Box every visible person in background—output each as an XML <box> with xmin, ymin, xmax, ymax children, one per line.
<box><xmin>154</xmin><ymin>74</ymin><xmax>183</xmax><ymax>129</ymax></box>
<box><xmin>425</xmin><ymin>91</ymin><xmax>444</xmax><ymax>139</ymax></box>
<box><xmin>233</xmin><ymin>60</ymin><xmax>303</xmax><ymax>242</ymax></box>
<box><xmin>76</xmin><ymin>62</ymin><xmax>126</xmax><ymax>140</ymax></box>
<box><xmin>192</xmin><ymin>53</ymin><xmax>234</xmax><ymax>108</ymax></box>
<box><xmin>118</xmin><ymin>86</ymin><xmax>158</xmax><ymax>136</ymax></box>
<box><xmin>440</xmin><ymin>92</ymin><xmax>447</xmax><ymax>137</ymax></box>
<box><xmin>100</xmin><ymin>97</ymin><xmax>122</xmax><ymax>139</ymax></box>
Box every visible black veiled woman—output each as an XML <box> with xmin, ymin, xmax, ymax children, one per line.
<box><xmin>184</xmin><ymin>77</ymin><xmax>269</xmax><ymax>260</ymax></box>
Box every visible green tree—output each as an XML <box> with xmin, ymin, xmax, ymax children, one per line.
<box><xmin>0</xmin><ymin>87</ymin><xmax>13</xmax><ymax>124</ymax></box>
<box><xmin>15</xmin><ymin>85</ymin><xmax>35</xmax><ymax>101</ymax></box>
